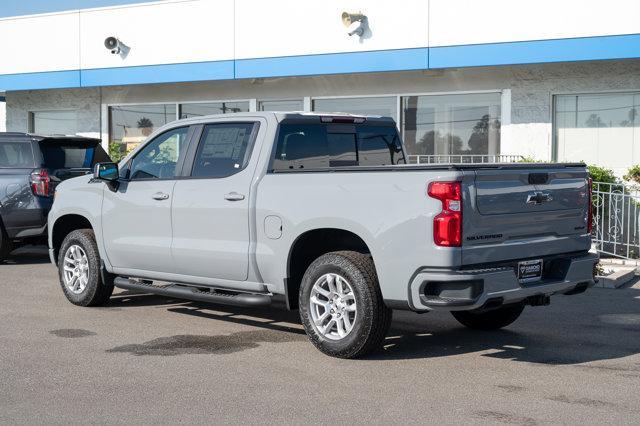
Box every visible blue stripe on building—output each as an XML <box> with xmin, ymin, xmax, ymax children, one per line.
<box><xmin>0</xmin><ymin>69</ymin><xmax>81</xmax><ymax>91</ymax></box>
<box><xmin>80</xmin><ymin>60</ymin><xmax>235</xmax><ymax>87</ymax></box>
<box><xmin>235</xmin><ymin>48</ymin><xmax>429</xmax><ymax>79</ymax></box>
<box><xmin>429</xmin><ymin>33</ymin><xmax>640</xmax><ymax>68</ymax></box>
<box><xmin>1</xmin><ymin>34</ymin><xmax>639</xmax><ymax>91</ymax></box>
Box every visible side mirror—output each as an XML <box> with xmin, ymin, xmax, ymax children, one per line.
<box><xmin>94</xmin><ymin>162</ymin><xmax>119</xmax><ymax>181</ymax></box>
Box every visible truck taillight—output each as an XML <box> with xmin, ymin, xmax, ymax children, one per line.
<box><xmin>587</xmin><ymin>177</ymin><xmax>593</xmax><ymax>234</ymax></box>
<box><xmin>428</xmin><ymin>181</ymin><xmax>462</xmax><ymax>247</ymax></box>
<box><xmin>30</xmin><ymin>168</ymin><xmax>51</xmax><ymax>197</ymax></box>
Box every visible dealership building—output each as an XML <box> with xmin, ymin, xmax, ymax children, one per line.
<box><xmin>1</xmin><ymin>0</ymin><xmax>639</xmax><ymax>174</ymax></box>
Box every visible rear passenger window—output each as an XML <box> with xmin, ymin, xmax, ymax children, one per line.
<box><xmin>273</xmin><ymin>124</ymin><xmax>329</xmax><ymax>170</ymax></box>
<box><xmin>0</xmin><ymin>143</ymin><xmax>33</xmax><ymax>168</ymax></box>
<box><xmin>272</xmin><ymin>122</ymin><xmax>405</xmax><ymax>171</ymax></box>
<box><xmin>191</xmin><ymin>123</ymin><xmax>257</xmax><ymax>178</ymax></box>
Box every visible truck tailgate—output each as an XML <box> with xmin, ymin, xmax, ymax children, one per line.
<box><xmin>462</xmin><ymin>165</ymin><xmax>591</xmax><ymax>266</ymax></box>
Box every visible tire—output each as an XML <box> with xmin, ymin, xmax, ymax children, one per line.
<box><xmin>0</xmin><ymin>219</ymin><xmax>12</xmax><ymax>262</ymax></box>
<box><xmin>299</xmin><ymin>251</ymin><xmax>392</xmax><ymax>359</ymax></box>
<box><xmin>451</xmin><ymin>303</ymin><xmax>525</xmax><ymax>330</ymax></box>
<box><xmin>57</xmin><ymin>229</ymin><xmax>114</xmax><ymax>307</ymax></box>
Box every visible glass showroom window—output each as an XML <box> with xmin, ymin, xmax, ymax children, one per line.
<box><xmin>555</xmin><ymin>92</ymin><xmax>639</xmax><ymax>175</ymax></box>
<box><xmin>259</xmin><ymin>99</ymin><xmax>303</xmax><ymax>112</ymax></box>
<box><xmin>312</xmin><ymin>97</ymin><xmax>397</xmax><ymax>121</ymax></box>
<box><xmin>400</xmin><ymin>93</ymin><xmax>501</xmax><ymax>160</ymax></box>
<box><xmin>30</xmin><ymin>110</ymin><xmax>79</xmax><ymax>136</ymax></box>
<box><xmin>179</xmin><ymin>101</ymin><xmax>250</xmax><ymax>119</ymax></box>
<box><xmin>109</xmin><ymin>104</ymin><xmax>177</xmax><ymax>157</ymax></box>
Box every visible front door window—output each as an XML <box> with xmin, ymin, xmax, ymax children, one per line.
<box><xmin>129</xmin><ymin>127</ymin><xmax>189</xmax><ymax>180</ymax></box>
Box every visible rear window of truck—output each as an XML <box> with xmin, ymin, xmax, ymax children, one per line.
<box><xmin>39</xmin><ymin>142</ymin><xmax>111</xmax><ymax>170</ymax></box>
<box><xmin>272</xmin><ymin>122</ymin><xmax>405</xmax><ymax>171</ymax></box>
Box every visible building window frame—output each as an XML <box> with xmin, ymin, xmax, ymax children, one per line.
<box><xmin>311</xmin><ymin>89</ymin><xmax>506</xmax><ymax>131</ymax></box>
<box><xmin>551</xmin><ymin>89</ymin><xmax>640</xmax><ymax>162</ymax></box>
<box><xmin>105</xmin><ymin>98</ymin><xmax>253</xmax><ymax>151</ymax></box>
<box><xmin>178</xmin><ymin>99</ymin><xmax>253</xmax><ymax>119</ymax></box>
<box><xmin>28</xmin><ymin>108</ymin><xmax>80</xmax><ymax>135</ymax></box>
<box><xmin>257</xmin><ymin>99</ymin><xmax>304</xmax><ymax>112</ymax></box>
<box><xmin>102</xmin><ymin>89</ymin><xmax>509</xmax><ymax>156</ymax></box>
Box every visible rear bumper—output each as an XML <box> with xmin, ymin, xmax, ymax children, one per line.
<box><xmin>407</xmin><ymin>252</ymin><xmax>598</xmax><ymax>312</ymax></box>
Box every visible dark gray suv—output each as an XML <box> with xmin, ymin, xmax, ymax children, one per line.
<box><xmin>0</xmin><ymin>132</ymin><xmax>110</xmax><ymax>260</ymax></box>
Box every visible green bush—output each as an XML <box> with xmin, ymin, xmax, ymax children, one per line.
<box><xmin>108</xmin><ymin>143</ymin><xmax>134</xmax><ymax>163</ymax></box>
<box><xmin>624</xmin><ymin>165</ymin><xmax>640</xmax><ymax>184</ymax></box>
<box><xmin>518</xmin><ymin>156</ymin><xmax>541</xmax><ymax>163</ymax></box>
<box><xmin>587</xmin><ymin>165</ymin><xmax>618</xmax><ymax>184</ymax></box>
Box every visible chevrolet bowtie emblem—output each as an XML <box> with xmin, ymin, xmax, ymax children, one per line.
<box><xmin>526</xmin><ymin>191</ymin><xmax>553</xmax><ymax>205</ymax></box>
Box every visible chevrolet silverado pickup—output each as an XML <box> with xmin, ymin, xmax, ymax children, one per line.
<box><xmin>48</xmin><ymin>112</ymin><xmax>598</xmax><ymax>358</ymax></box>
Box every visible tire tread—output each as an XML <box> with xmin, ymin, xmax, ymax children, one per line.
<box><xmin>58</xmin><ymin>229</ymin><xmax>114</xmax><ymax>307</ymax></box>
<box><xmin>299</xmin><ymin>250</ymin><xmax>392</xmax><ymax>359</ymax></box>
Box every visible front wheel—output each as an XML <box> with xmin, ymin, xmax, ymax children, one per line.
<box><xmin>451</xmin><ymin>303</ymin><xmax>525</xmax><ymax>330</ymax></box>
<box><xmin>58</xmin><ymin>229</ymin><xmax>114</xmax><ymax>306</ymax></box>
<box><xmin>299</xmin><ymin>251</ymin><xmax>392</xmax><ymax>359</ymax></box>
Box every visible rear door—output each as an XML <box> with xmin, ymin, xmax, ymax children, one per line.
<box><xmin>102</xmin><ymin>126</ymin><xmax>192</xmax><ymax>274</ymax></box>
<box><xmin>170</xmin><ymin>121</ymin><xmax>261</xmax><ymax>283</ymax></box>
<box><xmin>462</xmin><ymin>165</ymin><xmax>591</xmax><ymax>265</ymax></box>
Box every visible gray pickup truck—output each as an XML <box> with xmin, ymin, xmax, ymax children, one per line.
<box><xmin>48</xmin><ymin>112</ymin><xmax>597</xmax><ymax>358</ymax></box>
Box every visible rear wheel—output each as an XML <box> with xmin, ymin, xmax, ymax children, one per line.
<box><xmin>451</xmin><ymin>303</ymin><xmax>525</xmax><ymax>330</ymax></box>
<box><xmin>299</xmin><ymin>251</ymin><xmax>392</xmax><ymax>359</ymax></box>
<box><xmin>58</xmin><ymin>229</ymin><xmax>114</xmax><ymax>306</ymax></box>
<box><xmin>0</xmin><ymin>219</ymin><xmax>12</xmax><ymax>262</ymax></box>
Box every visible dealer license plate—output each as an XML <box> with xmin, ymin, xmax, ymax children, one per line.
<box><xmin>517</xmin><ymin>259</ymin><xmax>543</xmax><ymax>283</ymax></box>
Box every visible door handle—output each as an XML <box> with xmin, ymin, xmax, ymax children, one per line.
<box><xmin>224</xmin><ymin>192</ymin><xmax>245</xmax><ymax>201</ymax></box>
<box><xmin>152</xmin><ymin>192</ymin><xmax>170</xmax><ymax>200</ymax></box>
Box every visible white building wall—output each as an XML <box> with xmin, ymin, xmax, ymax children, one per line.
<box><xmin>79</xmin><ymin>1</ymin><xmax>235</xmax><ymax>70</ymax></box>
<box><xmin>429</xmin><ymin>0</ymin><xmax>640</xmax><ymax>47</ymax></box>
<box><xmin>0</xmin><ymin>12</ymin><xmax>80</xmax><ymax>75</ymax></box>
<box><xmin>235</xmin><ymin>0</ymin><xmax>429</xmax><ymax>59</ymax></box>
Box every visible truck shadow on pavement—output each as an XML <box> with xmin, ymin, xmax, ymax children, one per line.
<box><xmin>108</xmin><ymin>287</ymin><xmax>640</xmax><ymax>366</ymax></box>
<box><xmin>377</xmin><ymin>287</ymin><xmax>640</xmax><ymax>365</ymax></box>
<box><xmin>1</xmin><ymin>246</ymin><xmax>51</xmax><ymax>265</ymax></box>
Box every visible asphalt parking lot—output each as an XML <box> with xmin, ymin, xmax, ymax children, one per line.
<box><xmin>1</xmin><ymin>248</ymin><xmax>640</xmax><ymax>425</ymax></box>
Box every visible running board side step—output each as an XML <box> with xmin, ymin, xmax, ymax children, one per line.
<box><xmin>113</xmin><ymin>277</ymin><xmax>272</xmax><ymax>307</ymax></box>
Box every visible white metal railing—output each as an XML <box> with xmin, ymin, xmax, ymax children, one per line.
<box><xmin>592</xmin><ymin>181</ymin><xmax>640</xmax><ymax>259</ymax></box>
<box><xmin>407</xmin><ymin>154</ymin><xmax>525</xmax><ymax>164</ymax></box>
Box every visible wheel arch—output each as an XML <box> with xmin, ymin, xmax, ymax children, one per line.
<box><xmin>51</xmin><ymin>214</ymin><xmax>94</xmax><ymax>262</ymax></box>
<box><xmin>285</xmin><ymin>228</ymin><xmax>374</xmax><ymax>310</ymax></box>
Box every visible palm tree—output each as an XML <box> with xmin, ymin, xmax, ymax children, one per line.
<box><xmin>137</xmin><ymin>117</ymin><xmax>154</xmax><ymax>136</ymax></box>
